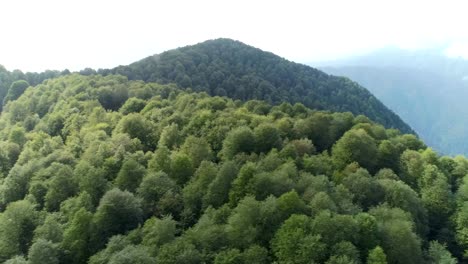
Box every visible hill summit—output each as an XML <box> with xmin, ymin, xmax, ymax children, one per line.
<box><xmin>99</xmin><ymin>38</ymin><xmax>413</xmax><ymax>133</ymax></box>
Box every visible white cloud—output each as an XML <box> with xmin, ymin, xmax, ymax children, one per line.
<box><xmin>445</xmin><ymin>40</ymin><xmax>468</xmax><ymax>59</ymax></box>
<box><xmin>1</xmin><ymin>0</ymin><xmax>468</xmax><ymax>71</ymax></box>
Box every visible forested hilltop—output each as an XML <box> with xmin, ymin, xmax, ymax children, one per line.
<box><xmin>0</xmin><ymin>73</ymin><xmax>466</xmax><ymax>263</ymax></box>
<box><xmin>0</xmin><ymin>39</ymin><xmax>413</xmax><ymax>134</ymax></box>
<box><xmin>95</xmin><ymin>38</ymin><xmax>413</xmax><ymax>134</ymax></box>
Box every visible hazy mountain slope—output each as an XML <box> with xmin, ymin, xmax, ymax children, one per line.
<box><xmin>98</xmin><ymin>39</ymin><xmax>413</xmax><ymax>133</ymax></box>
<box><xmin>318</xmin><ymin>47</ymin><xmax>468</xmax><ymax>155</ymax></box>
<box><xmin>319</xmin><ymin>46</ymin><xmax>468</xmax><ymax>79</ymax></box>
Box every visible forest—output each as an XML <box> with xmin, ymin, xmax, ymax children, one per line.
<box><xmin>0</xmin><ymin>72</ymin><xmax>466</xmax><ymax>264</ymax></box>
<box><xmin>0</xmin><ymin>39</ymin><xmax>412</xmax><ymax>134</ymax></box>
<box><xmin>96</xmin><ymin>39</ymin><xmax>413</xmax><ymax>134</ymax></box>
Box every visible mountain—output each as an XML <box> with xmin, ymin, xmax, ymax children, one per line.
<box><xmin>0</xmin><ymin>73</ymin><xmax>465</xmax><ymax>263</ymax></box>
<box><xmin>4</xmin><ymin>40</ymin><xmax>468</xmax><ymax>262</ymax></box>
<box><xmin>96</xmin><ymin>38</ymin><xmax>413</xmax><ymax>134</ymax></box>
<box><xmin>318</xmin><ymin>47</ymin><xmax>468</xmax><ymax>155</ymax></box>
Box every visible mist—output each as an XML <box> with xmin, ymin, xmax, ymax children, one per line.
<box><xmin>1</xmin><ymin>0</ymin><xmax>468</xmax><ymax>72</ymax></box>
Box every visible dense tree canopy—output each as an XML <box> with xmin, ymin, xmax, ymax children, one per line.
<box><xmin>0</xmin><ymin>65</ymin><xmax>67</xmax><ymax>111</ymax></box>
<box><xmin>99</xmin><ymin>38</ymin><xmax>413</xmax><ymax>133</ymax></box>
<box><xmin>0</xmin><ymin>73</ymin><xmax>464</xmax><ymax>263</ymax></box>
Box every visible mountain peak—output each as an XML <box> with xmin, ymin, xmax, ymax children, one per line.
<box><xmin>100</xmin><ymin>39</ymin><xmax>413</xmax><ymax>133</ymax></box>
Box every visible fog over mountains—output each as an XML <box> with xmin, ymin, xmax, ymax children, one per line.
<box><xmin>318</xmin><ymin>47</ymin><xmax>468</xmax><ymax>155</ymax></box>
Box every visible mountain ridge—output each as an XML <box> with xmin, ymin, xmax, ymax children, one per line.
<box><xmin>0</xmin><ymin>39</ymin><xmax>414</xmax><ymax>134</ymax></box>
<box><xmin>96</xmin><ymin>38</ymin><xmax>414</xmax><ymax>134</ymax></box>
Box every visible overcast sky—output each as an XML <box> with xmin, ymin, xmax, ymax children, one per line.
<box><xmin>1</xmin><ymin>0</ymin><xmax>467</xmax><ymax>72</ymax></box>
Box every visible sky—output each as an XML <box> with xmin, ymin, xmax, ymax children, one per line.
<box><xmin>1</xmin><ymin>0</ymin><xmax>468</xmax><ymax>72</ymax></box>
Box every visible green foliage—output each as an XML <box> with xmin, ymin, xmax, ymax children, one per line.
<box><xmin>44</xmin><ymin>165</ymin><xmax>77</xmax><ymax>211</ymax></box>
<box><xmin>88</xmin><ymin>235</ymin><xmax>130</xmax><ymax>264</ymax></box>
<box><xmin>377</xmin><ymin>179</ymin><xmax>428</xmax><ymax>236</ymax></box>
<box><xmin>330</xmin><ymin>241</ymin><xmax>360</xmax><ymax>262</ymax></box>
<box><xmin>455</xmin><ymin>202</ymin><xmax>468</xmax><ymax>256</ymax></box>
<box><xmin>97</xmin><ymin>82</ymin><xmax>129</xmax><ymax>111</ymax></box>
<box><xmin>277</xmin><ymin>190</ymin><xmax>308</xmax><ymax>217</ymax></box>
<box><xmin>0</xmin><ymin>200</ymin><xmax>39</xmax><ymax>262</ymax></box>
<box><xmin>399</xmin><ymin>149</ymin><xmax>424</xmax><ymax>188</ymax></box>
<box><xmin>34</xmin><ymin>213</ymin><xmax>63</xmax><ymax>243</ymax></box>
<box><xmin>310</xmin><ymin>192</ymin><xmax>338</xmax><ymax>215</ymax></box>
<box><xmin>148</xmin><ymin>145</ymin><xmax>172</xmax><ymax>173</ymax></box>
<box><xmin>60</xmin><ymin>191</ymin><xmax>94</xmax><ymax>221</ymax></box>
<box><xmin>115</xmin><ymin>113</ymin><xmax>156</xmax><ymax>149</ymax></box>
<box><xmin>141</xmin><ymin>216</ymin><xmax>177</xmax><ymax>251</ymax></box>
<box><xmin>170</xmin><ymin>152</ymin><xmax>194</xmax><ymax>185</ymax></box>
<box><xmin>137</xmin><ymin>171</ymin><xmax>181</xmax><ymax>217</ymax></box>
<box><xmin>114</xmin><ymin>158</ymin><xmax>146</xmax><ymax>192</ymax></box>
<box><xmin>367</xmin><ymin>246</ymin><xmax>387</xmax><ymax>264</ymax></box>
<box><xmin>342</xmin><ymin>168</ymin><xmax>382</xmax><ymax>209</ymax></box>
<box><xmin>159</xmin><ymin>123</ymin><xmax>181</xmax><ymax>150</ymax></box>
<box><xmin>420</xmin><ymin>165</ymin><xmax>454</xmax><ymax>232</ymax></box>
<box><xmin>213</xmin><ymin>248</ymin><xmax>242</xmax><ymax>264</ymax></box>
<box><xmin>370</xmin><ymin>206</ymin><xmax>424</xmax><ymax>264</ymax></box>
<box><xmin>242</xmin><ymin>245</ymin><xmax>269</xmax><ymax>264</ymax></box>
<box><xmin>181</xmin><ymin>135</ymin><xmax>213</xmax><ymax>168</ymax></box>
<box><xmin>0</xmin><ymin>73</ymin><xmax>462</xmax><ymax>263</ymax></box>
<box><xmin>107</xmin><ymin>245</ymin><xmax>155</xmax><ymax>264</ymax></box>
<box><xmin>155</xmin><ymin>239</ymin><xmax>203</xmax><ymax>264</ymax></box>
<box><xmin>326</xmin><ymin>255</ymin><xmax>358</xmax><ymax>264</ymax></box>
<box><xmin>28</xmin><ymin>239</ymin><xmax>60</xmax><ymax>264</ymax></box>
<box><xmin>92</xmin><ymin>189</ymin><xmax>143</xmax><ymax>251</ymax></box>
<box><xmin>227</xmin><ymin>196</ymin><xmax>282</xmax><ymax>248</ymax></box>
<box><xmin>3</xmin><ymin>256</ymin><xmax>28</xmax><ymax>264</ymax></box>
<box><xmin>74</xmin><ymin>161</ymin><xmax>109</xmax><ymax>206</ymax></box>
<box><xmin>377</xmin><ymin>140</ymin><xmax>400</xmax><ymax>172</ymax></box>
<box><xmin>102</xmin><ymin>38</ymin><xmax>413</xmax><ymax>133</ymax></box>
<box><xmin>203</xmin><ymin>161</ymin><xmax>238</xmax><ymax>209</ymax></box>
<box><xmin>254</xmin><ymin>123</ymin><xmax>282</xmax><ymax>153</ymax></box>
<box><xmin>332</xmin><ymin>128</ymin><xmax>378</xmax><ymax>171</ymax></box>
<box><xmin>62</xmin><ymin>208</ymin><xmax>93</xmax><ymax>264</ymax></box>
<box><xmin>427</xmin><ymin>241</ymin><xmax>457</xmax><ymax>264</ymax></box>
<box><xmin>271</xmin><ymin>214</ymin><xmax>326</xmax><ymax>264</ymax></box>
<box><xmin>221</xmin><ymin>126</ymin><xmax>255</xmax><ymax>159</ymax></box>
<box><xmin>119</xmin><ymin>97</ymin><xmax>146</xmax><ymax>114</ymax></box>
<box><xmin>4</xmin><ymin>80</ymin><xmax>29</xmax><ymax>105</ymax></box>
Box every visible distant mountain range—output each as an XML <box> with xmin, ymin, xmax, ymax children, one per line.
<box><xmin>318</xmin><ymin>47</ymin><xmax>468</xmax><ymax>155</ymax></box>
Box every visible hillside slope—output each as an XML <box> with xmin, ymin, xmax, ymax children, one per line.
<box><xmin>0</xmin><ymin>74</ymin><xmax>466</xmax><ymax>263</ymax></box>
<box><xmin>98</xmin><ymin>39</ymin><xmax>413</xmax><ymax>134</ymax></box>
